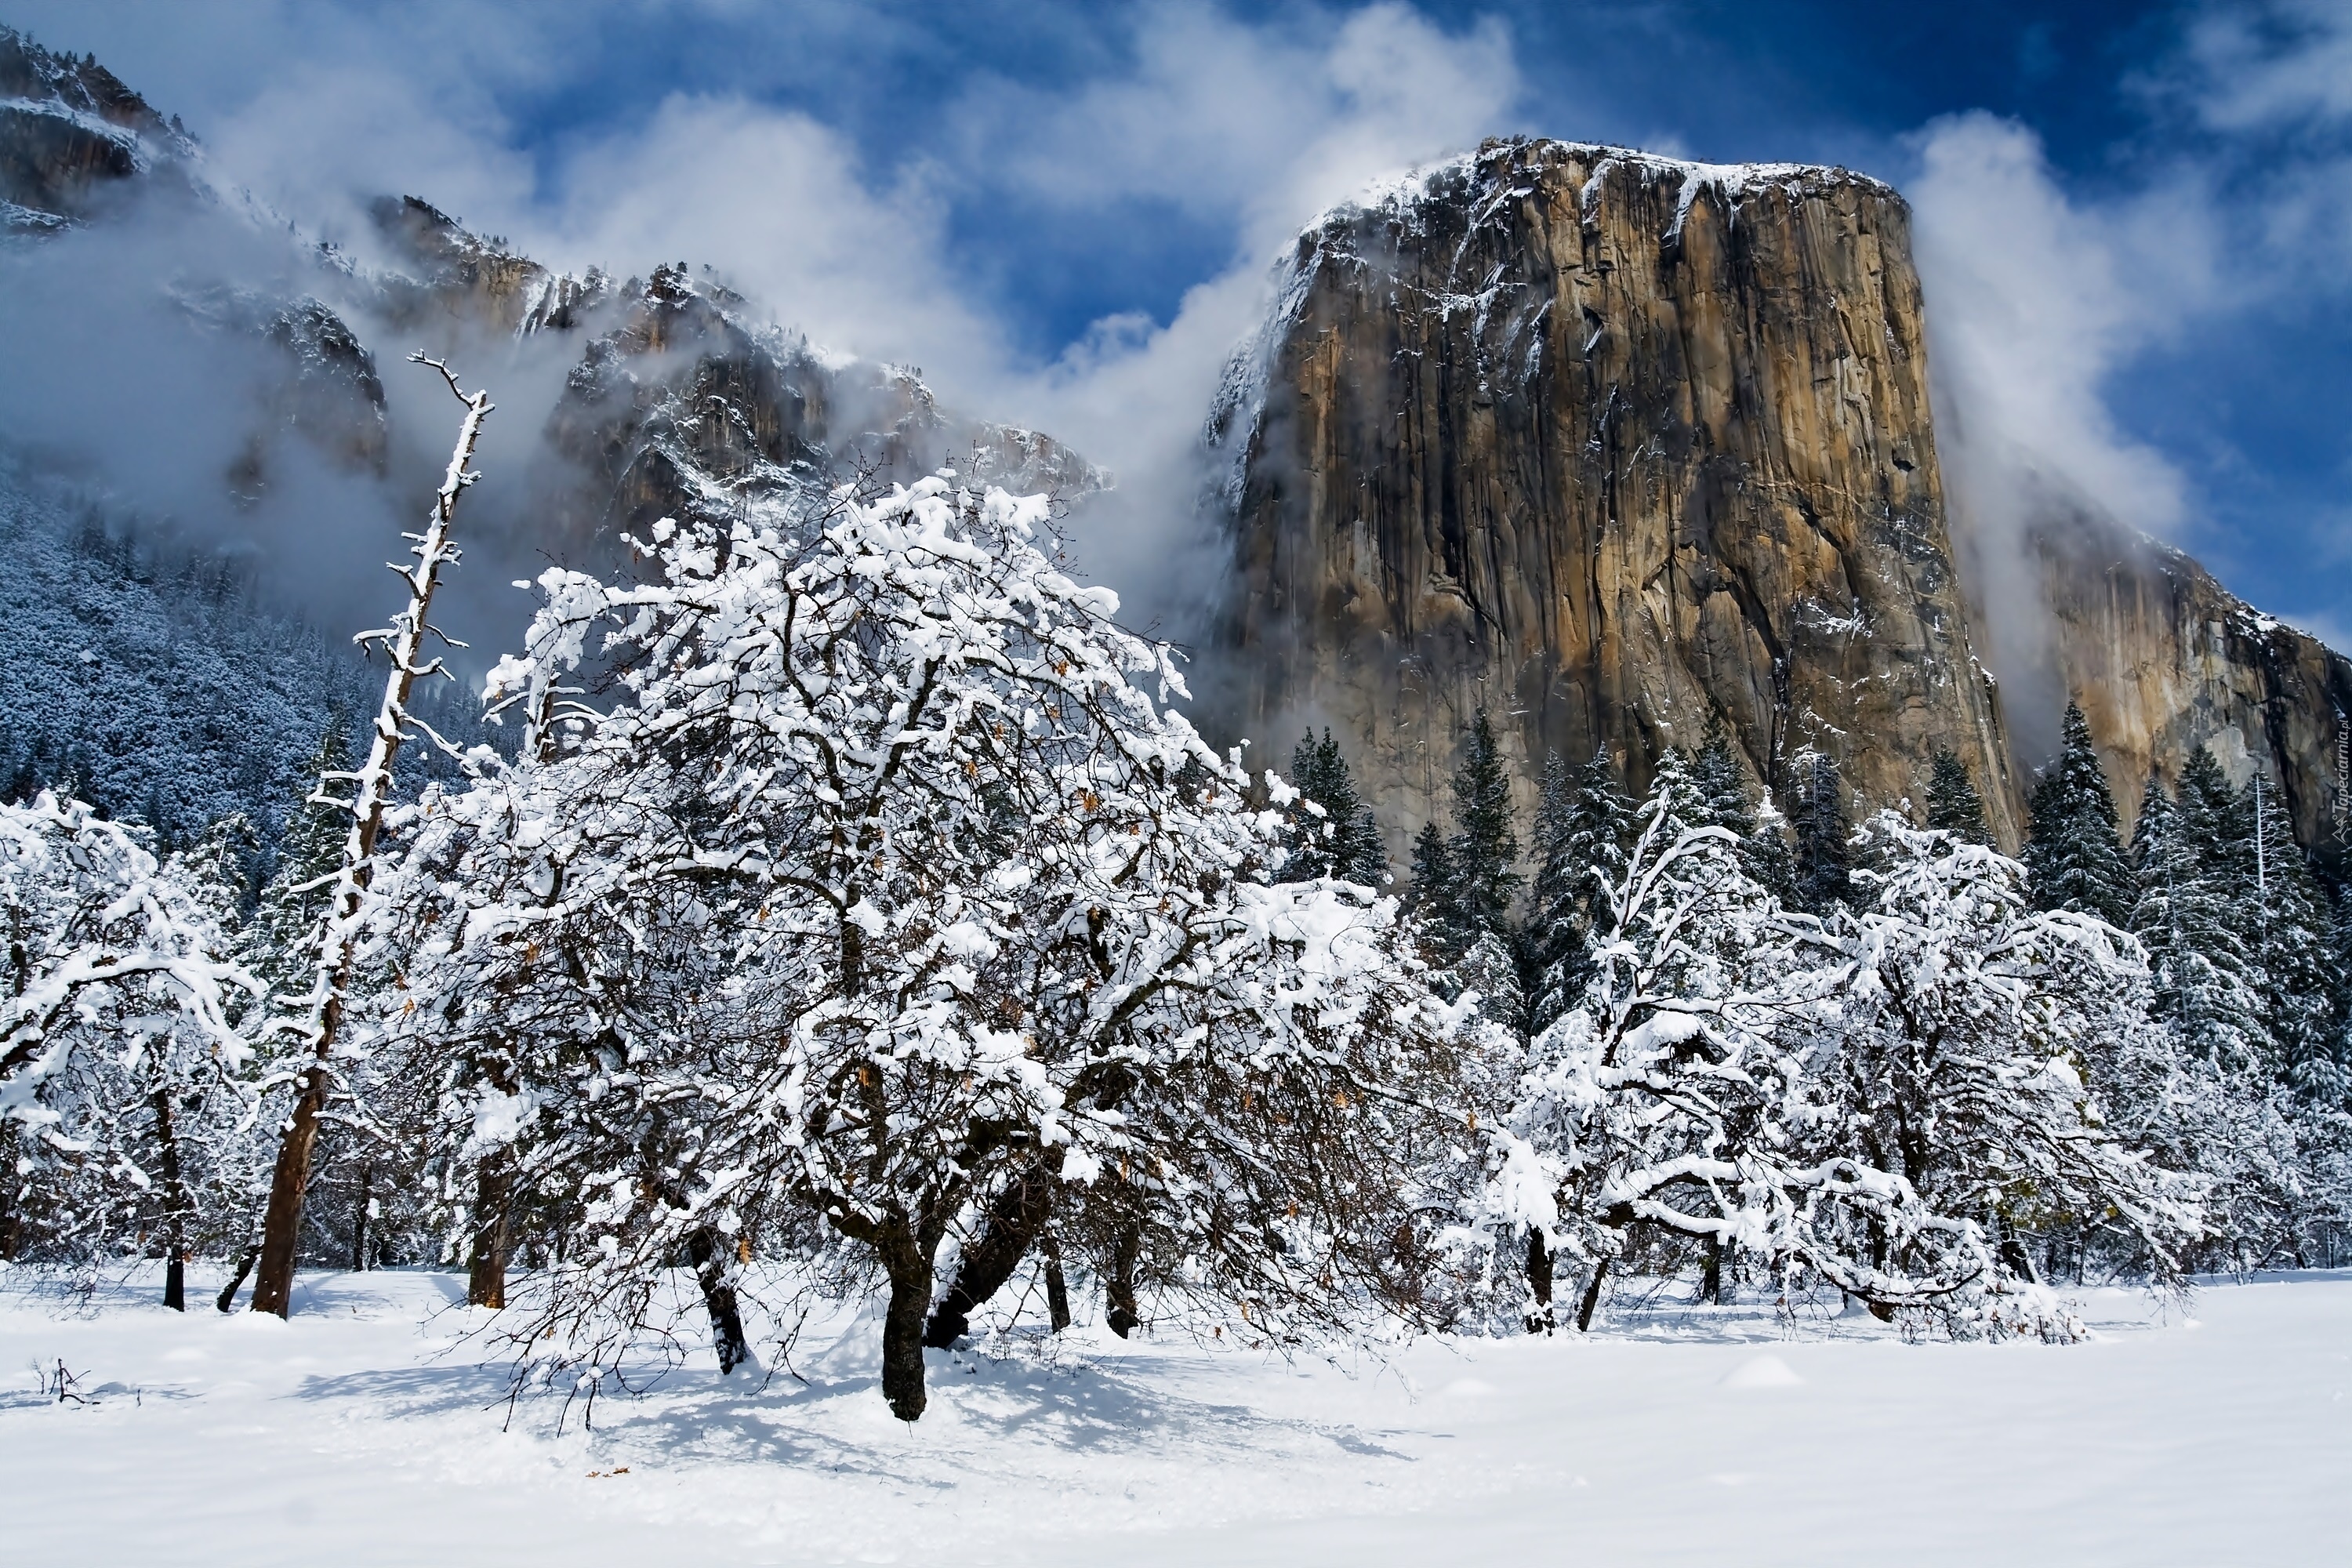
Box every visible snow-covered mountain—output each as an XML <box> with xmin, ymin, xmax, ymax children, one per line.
<box><xmin>0</xmin><ymin>24</ymin><xmax>1099</xmax><ymax>849</ymax></box>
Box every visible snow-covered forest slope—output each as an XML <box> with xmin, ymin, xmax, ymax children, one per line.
<box><xmin>0</xmin><ymin>472</ymin><xmax>374</xmax><ymax>851</ymax></box>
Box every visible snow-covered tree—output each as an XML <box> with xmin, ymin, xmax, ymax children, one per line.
<box><xmin>249</xmin><ymin>356</ymin><xmax>493</xmax><ymax>1318</ymax></box>
<box><xmin>1692</xmin><ymin>721</ymin><xmax>1799</xmax><ymax>913</ymax></box>
<box><xmin>1925</xmin><ymin>748</ymin><xmax>1989</xmax><ymax>844</ymax></box>
<box><xmin>1277</xmin><ymin>729</ymin><xmax>1387</xmax><ymax>888</ymax></box>
<box><xmin>1484</xmin><ymin>759</ymin><xmax>1954</xmax><ymax>1333</ymax></box>
<box><xmin>0</xmin><ymin>792</ymin><xmax>265</xmax><ymax>1301</ymax></box>
<box><xmin>2249</xmin><ymin>779</ymin><xmax>2340</xmax><ymax>1098</ymax></box>
<box><xmin>1446</xmin><ymin>708</ymin><xmax>1522</xmax><ymax>942</ymax></box>
<box><xmin>1799</xmin><ymin>814</ymin><xmax>2201</xmax><ymax>1309</ymax></box>
<box><xmin>1790</xmin><ymin>752</ymin><xmax>1853</xmax><ymax>914</ymax></box>
<box><xmin>2024</xmin><ymin>702</ymin><xmax>2132</xmax><ymax>928</ymax></box>
<box><xmin>2132</xmin><ymin>765</ymin><xmax>2270</xmax><ymax>1069</ymax></box>
<box><xmin>252</xmin><ymin>724</ymin><xmax>350</xmax><ymax>984</ymax></box>
<box><xmin>1516</xmin><ymin>744</ymin><xmax>1633</xmax><ymax>1037</ymax></box>
<box><xmin>376</xmin><ymin>476</ymin><xmax>1467</xmax><ymax>1419</ymax></box>
<box><xmin>1518</xmin><ymin>752</ymin><xmax>1587</xmax><ymax>1040</ymax></box>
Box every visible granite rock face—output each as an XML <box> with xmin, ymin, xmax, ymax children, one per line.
<box><xmin>2033</xmin><ymin>509</ymin><xmax>2352</xmax><ymax>864</ymax></box>
<box><xmin>0</xmin><ymin>25</ymin><xmax>197</xmax><ymax>229</ymax></box>
<box><xmin>1213</xmin><ymin>138</ymin><xmax>2017</xmax><ymax>848</ymax></box>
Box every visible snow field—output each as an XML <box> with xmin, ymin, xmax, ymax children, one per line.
<box><xmin>3</xmin><ymin>1269</ymin><xmax>2346</xmax><ymax>1566</ymax></box>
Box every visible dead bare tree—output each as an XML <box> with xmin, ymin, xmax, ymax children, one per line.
<box><xmin>248</xmin><ymin>355</ymin><xmax>491</xmax><ymax>1317</ymax></box>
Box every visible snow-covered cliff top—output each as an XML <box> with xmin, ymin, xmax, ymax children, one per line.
<box><xmin>1305</xmin><ymin>136</ymin><xmax>1900</xmax><ymax>247</ymax></box>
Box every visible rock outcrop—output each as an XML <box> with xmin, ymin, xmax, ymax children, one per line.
<box><xmin>1213</xmin><ymin>138</ymin><xmax>2017</xmax><ymax>848</ymax></box>
<box><xmin>543</xmin><ymin>261</ymin><xmax>1100</xmax><ymax>546</ymax></box>
<box><xmin>1</xmin><ymin>25</ymin><xmax>197</xmax><ymax>230</ymax></box>
<box><xmin>2034</xmin><ymin>508</ymin><xmax>2352</xmax><ymax>867</ymax></box>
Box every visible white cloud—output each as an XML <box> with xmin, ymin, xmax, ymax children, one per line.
<box><xmin>532</xmin><ymin>96</ymin><xmax>1007</xmax><ymax>386</ymax></box>
<box><xmin>2181</xmin><ymin>0</ymin><xmax>2352</xmax><ymax>129</ymax></box>
<box><xmin>162</xmin><ymin>4</ymin><xmax>1515</xmax><ymax>612</ymax></box>
<box><xmin>1910</xmin><ymin>112</ymin><xmax>2198</xmax><ymax>546</ymax></box>
<box><xmin>1905</xmin><ymin>111</ymin><xmax>2228</xmax><ymax>754</ymax></box>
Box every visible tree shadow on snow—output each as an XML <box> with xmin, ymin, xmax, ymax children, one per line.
<box><xmin>289</xmin><ymin>1329</ymin><xmax>1415</xmax><ymax>1483</ymax></box>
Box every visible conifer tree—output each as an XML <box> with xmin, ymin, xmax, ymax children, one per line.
<box><xmin>1691</xmin><ymin>719</ymin><xmax>1801</xmax><ymax>903</ymax></box>
<box><xmin>2250</xmin><ymin>779</ymin><xmax>2341</xmax><ymax>1099</ymax></box>
<box><xmin>1690</xmin><ymin>721</ymin><xmax>1756</xmax><ymax>842</ymax></box>
<box><xmin>1567</xmin><ymin>743</ymin><xmax>1634</xmax><ymax>889</ymax></box>
<box><xmin>1518</xmin><ymin>742</ymin><xmax>1642</xmax><ymax>1034</ymax></box>
<box><xmin>255</xmin><ymin>724</ymin><xmax>350</xmax><ymax>984</ymax></box>
<box><xmin>1519</xmin><ymin>752</ymin><xmax>1588</xmax><ymax>1036</ymax></box>
<box><xmin>1926</xmin><ymin>748</ymin><xmax>1989</xmax><ymax>844</ymax></box>
<box><xmin>1791</xmin><ymin>752</ymin><xmax>1853</xmax><ymax>915</ymax></box>
<box><xmin>2024</xmin><ymin>702</ymin><xmax>2133</xmax><ymax>927</ymax></box>
<box><xmin>1748</xmin><ymin>795</ymin><xmax>1799</xmax><ymax>909</ymax></box>
<box><xmin>1446</xmin><ymin>708</ymin><xmax>1522</xmax><ymax>942</ymax></box>
<box><xmin>2132</xmin><ymin>761</ymin><xmax>2269</xmax><ymax>1067</ymax></box>
<box><xmin>1406</xmin><ymin>821</ymin><xmax>1468</xmax><ymax>960</ymax></box>
<box><xmin>1278</xmin><ymin>729</ymin><xmax>1387</xmax><ymax>888</ymax></box>
<box><xmin>2332</xmin><ymin>885</ymin><xmax>2352</xmax><ymax>1095</ymax></box>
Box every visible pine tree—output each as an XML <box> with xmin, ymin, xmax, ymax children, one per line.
<box><xmin>1278</xmin><ymin>730</ymin><xmax>1387</xmax><ymax>888</ymax></box>
<box><xmin>1748</xmin><ymin>794</ymin><xmax>1798</xmax><ymax>909</ymax></box>
<box><xmin>2023</xmin><ymin>702</ymin><xmax>2133</xmax><ymax>927</ymax></box>
<box><xmin>1519</xmin><ymin>752</ymin><xmax>1588</xmax><ymax>1035</ymax></box>
<box><xmin>1566</xmin><ymin>743</ymin><xmax>1635</xmax><ymax>906</ymax></box>
<box><xmin>1406</xmin><ymin>820</ymin><xmax>1468</xmax><ymax>960</ymax></box>
<box><xmin>1691</xmin><ymin>719</ymin><xmax>1802</xmax><ymax>903</ymax></box>
<box><xmin>1791</xmin><ymin>752</ymin><xmax>1853</xmax><ymax>915</ymax></box>
<box><xmin>1446</xmin><ymin>708</ymin><xmax>1521</xmax><ymax>941</ymax></box>
<box><xmin>2328</xmin><ymin>884</ymin><xmax>2352</xmax><ymax>1104</ymax></box>
<box><xmin>2250</xmin><ymin>778</ymin><xmax>2340</xmax><ymax>1100</ymax></box>
<box><xmin>1926</xmin><ymin>748</ymin><xmax>1989</xmax><ymax>844</ymax></box>
<box><xmin>2133</xmin><ymin>760</ymin><xmax>2269</xmax><ymax>1068</ymax></box>
<box><xmin>254</xmin><ymin>724</ymin><xmax>350</xmax><ymax>986</ymax></box>
<box><xmin>1690</xmin><ymin>721</ymin><xmax>1757</xmax><ymax>842</ymax></box>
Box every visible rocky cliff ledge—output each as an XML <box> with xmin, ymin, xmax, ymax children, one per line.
<box><xmin>1</xmin><ymin>25</ymin><xmax>196</xmax><ymax>229</ymax></box>
<box><xmin>1212</xmin><ymin>136</ymin><xmax>2017</xmax><ymax>848</ymax></box>
<box><xmin>2036</xmin><ymin>509</ymin><xmax>2351</xmax><ymax>863</ymax></box>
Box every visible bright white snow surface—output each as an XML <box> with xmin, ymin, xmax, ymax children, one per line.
<box><xmin>4</xmin><ymin>1269</ymin><xmax>2346</xmax><ymax>1566</ymax></box>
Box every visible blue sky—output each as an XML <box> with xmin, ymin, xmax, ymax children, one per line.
<box><xmin>9</xmin><ymin>1</ymin><xmax>2350</xmax><ymax>651</ymax></box>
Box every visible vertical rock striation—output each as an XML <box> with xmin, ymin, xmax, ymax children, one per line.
<box><xmin>1213</xmin><ymin>137</ymin><xmax>2017</xmax><ymax>848</ymax></box>
<box><xmin>2034</xmin><ymin>509</ymin><xmax>2352</xmax><ymax>866</ymax></box>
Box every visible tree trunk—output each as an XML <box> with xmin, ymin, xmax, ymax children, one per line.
<box><xmin>466</xmin><ymin>1152</ymin><xmax>513</xmax><ymax>1308</ymax></box>
<box><xmin>249</xmin><ymin>363</ymin><xmax>491</xmax><ymax>1319</ymax></box>
<box><xmin>1575</xmin><ymin>1255</ymin><xmax>1609</xmax><ymax>1333</ymax></box>
<box><xmin>684</xmin><ymin>1225</ymin><xmax>752</xmax><ymax>1375</ymax></box>
<box><xmin>924</xmin><ymin>1158</ymin><xmax>1056</xmax><ymax>1347</ymax></box>
<box><xmin>350</xmin><ymin>1160</ymin><xmax>373</xmax><ymax>1273</ymax></box>
<box><xmin>151</xmin><ymin>1087</ymin><xmax>187</xmax><ymax>1312</ymax></box>
<box><xmin>1041</xmin><ymin>1233</ymin><xmax>1072</xmax><ymax>1333</ymax></box>
<box><xmin>1105</xmin><ymin>1223</ymin><xmax>1142</xmax><ymax>1338</ymax></box>
<box><xmin>216</xmin><ymin>1243</ymin><xmax>257</xmax><ymax>1313</ymax></box>
<box><xmin>1701</xmin><ymin>1235</ymin><xmax>1722</xmax><ymax>1306</ymax></box>
<box><xmin>250</xmin><ymin>1069</ymin><xmax>329</xmax><ymax>1316</ymax></box>
<box><xmin>1994</xmin><ymin>1213</ymin><xmax>2042</xmax><ymax>1285</ymax></box>
<box><xmin>876</xmin><ymin>1225</ymin><xmax>934</xmax><ymax>1421</ymax></box>
<box><xmin>1523</xmin><ymin>1229</ymin><xmax>1555</xmax><ymax>1334</ymax></box>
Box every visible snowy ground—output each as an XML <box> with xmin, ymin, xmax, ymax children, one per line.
<box><xmin>3</xmin><ymin>1268</ymin><xmax>2345</xmax><ymax>1566</ymax></box>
